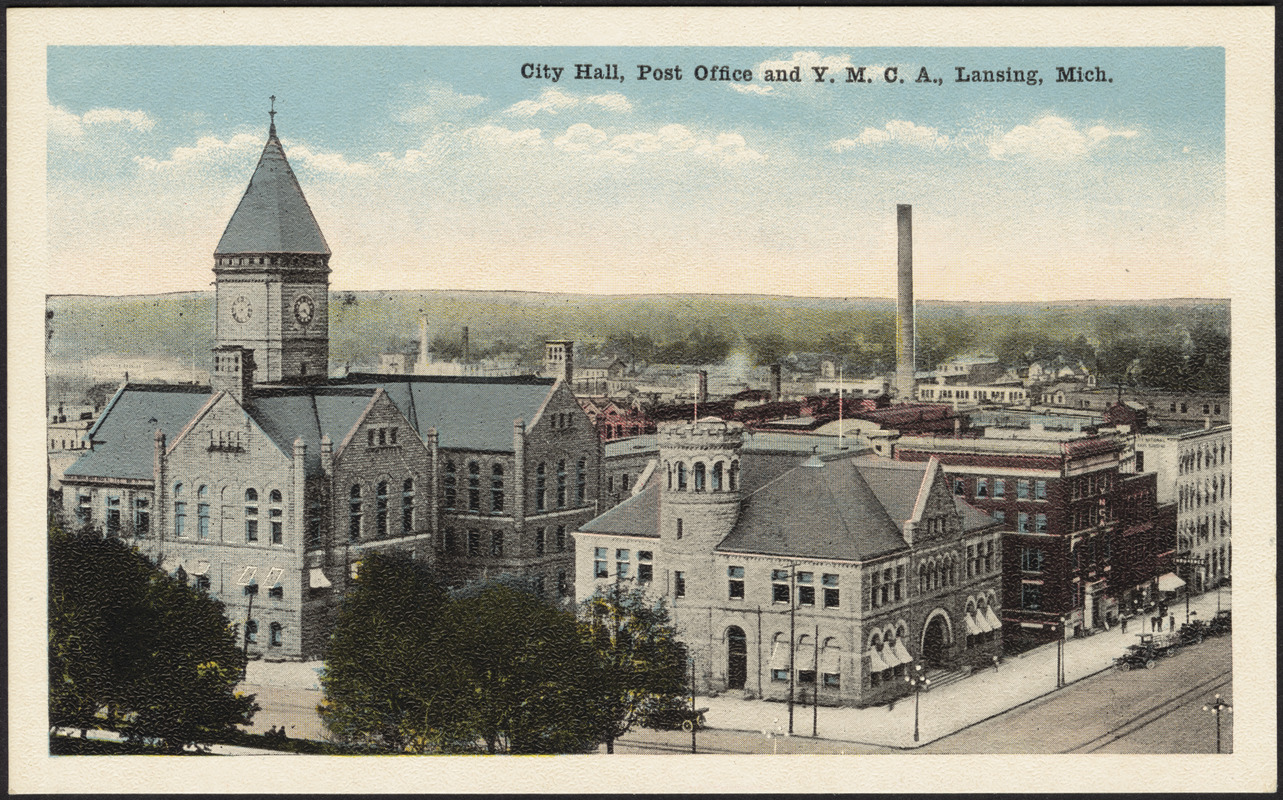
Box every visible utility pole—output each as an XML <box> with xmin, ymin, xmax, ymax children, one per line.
<box><xmin>241</xmin><ymin>584</ymin><xmax>258</xmax><ymax>680</ymax></box>
<box><xmin>756</xmin><ymin>605</ymin><xmax>763</xmax><ymax>699</ymax></box>
<box><xmin>812</xmin><ymin>622</ymin><xmax>819</xmax><ymax>737</ymax></box>
<box><xmin>689</xmin><ymin>656</ymin><xmax>697</xmax><ymax>754</ymax></box>
<box><xmin>787</xmin><ymin>564</ymin><xmax>796</xmax><ymax>734</ymax></box>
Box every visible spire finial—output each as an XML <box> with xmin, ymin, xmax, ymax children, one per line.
<box><xmin>269</xmin><ymin>95</ymin><xmax>277</xmax><ymax>136</ymax></box>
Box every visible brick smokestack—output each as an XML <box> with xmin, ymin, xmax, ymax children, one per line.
<box><xmin>770</xmin><ymin>364</ymin><xmax>782</xmax><ymax>402</ymax></box>
<box><xmin>461</xmin><ymin>326</ymin><xmax>470</xmax><ymax>364</ymax></box>
<box><xmin>895</xmin><ymin>204</ymin><xmax>915</xmax><ymax>402</ymax></box>
<box><xmin>697</xmin><ymin>370</ymin><xmax>708</xmax><ymax>404</ymax></box>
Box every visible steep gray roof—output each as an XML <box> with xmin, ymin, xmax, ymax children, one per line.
<box><xmin>64</xmin><ymin>385</ymin><xmax>214</xmax><ymax>482</ymax></box>
<box><xmin>717</xmin><ymin>457</ymin><xmax>910</xmax><ymax>562</ymax></box>
<box><xmin>340</xmin><ymin>375</ymin><xmax>557</xmax><ymax>453</ymax></box>
<box><xmin>215</xmin><ymin>128</ymin><xmax>330</xmax><ymax>255</ymax></box>
<box><xmin>580</xmin><ymin>472</ymin><xmax>661</xmax><ymax>538</ymax></box>
<box><xmin>250</xmin><ymin>387</ymin><xmax>377</xmax><ymax>475</ymax></box>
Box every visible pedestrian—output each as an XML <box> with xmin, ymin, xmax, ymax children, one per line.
<box><xmin>1121</xmin><ymin>615</ymin><xmax>1128</xmax><ymax>634</ymax></box>
<box><xmin>992</xmin><ymin>655</ymin><xmax>1000</xmax><ymax>672</ymax></box>
<box><xmin>1169</xmin><ymin>614</ymin><xmax>1175</xmax><ymax>632</ymax></box>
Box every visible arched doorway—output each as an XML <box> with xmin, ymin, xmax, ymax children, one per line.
<box><xmin>726</xmin><ymin>626</ymin><xmax>747</xmax><ymax>690</ymax></box>
<box><xmin>921</xmin><ymin>614</ymin><xmax>951</xmax><ymax>667</ymax></box>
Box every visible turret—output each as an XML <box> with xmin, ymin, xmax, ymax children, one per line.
<box><xmin>658</xmin><ymin>417</ymin><xmax>744</xmax><ymax>548</ymax></box>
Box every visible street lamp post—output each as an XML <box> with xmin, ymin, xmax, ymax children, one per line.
<box><xmin>1202</xmin><ymin>693</ymin><xmax>1231</xmax><ymax>754</ymax></box>
<box><xmin>689</xmin><ymin>655</ymin><xmax>697</xmax><ymax>755</ymax></box>
<box><xmin>904</xmin><ymin>662</ymin><xmax>930</xmax><ymax>743</ymax></box>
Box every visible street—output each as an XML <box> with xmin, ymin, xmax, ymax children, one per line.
<box><xmin>603</xmin><ymin>634</ymin><xmax>1232</xmax><ymax>755</ymax></box>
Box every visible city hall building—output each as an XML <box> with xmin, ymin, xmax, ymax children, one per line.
<box><xmin>58</xmin><ymin>114</ymin><xmax>601</xmax><ymax>660</ymax></box>
<box><xmin>573</xmin><ymin>418</ymin><xmax>1002</xmax><ymax>707</ymax></box>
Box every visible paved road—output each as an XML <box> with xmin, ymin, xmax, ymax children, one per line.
<box><xmin>604</xmin><ymin>634</ymin><xmax>1232</xmax><ymax>755</ymax></box>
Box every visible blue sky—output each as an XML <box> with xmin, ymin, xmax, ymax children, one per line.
<box><xmin>47</xmin><ymin>46</ymin><xmax>1226</xmax><ymax>300</ymax></box>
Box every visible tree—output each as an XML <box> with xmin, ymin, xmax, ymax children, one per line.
<box><xmin>48</xmin><ymin>519</ymin><xmax>258</xmax><ymax>751</ymax></box>
<box><xmin>318</xmin><ymin>551</ymin><xmax>465</xmax><ymax>753</ymax></box>
<box><xmin>448</xmin><ymin>582</ymin><xmax>605</xmax><ymax>754</ymax></box>
<box><xmin>581</xmin><ymin>584</ymin><xmax>689</xmax><ymax>753</ymax></box>
<box><xmin>320</xmin><ymin>562</ymin><xmax>608</xmax><ymax>754</ymax></box>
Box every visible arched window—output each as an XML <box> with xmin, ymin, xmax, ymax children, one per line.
<box><xmin>918</xmin><ymin>563</ymin><xmax>927</xmax><ymax>594</ymax></box>
<box><xmin>349</xmin><ymin>484</ymin><xmax>363</xmax><ymax>541</ymax></box>
<box><xmin>729</xmin><ymin>461</ymin><xmax>739</xmax><ymax>491</ymax></box>
<box><xmin>269</xmin><ymin>622</ymin><xmax>283</xmax><ymax>648</ymax></box>
<box><xmin>467</xmin><ymin>462</ymin><xmax>481</xmax><ymax>512</ymax></box>
<box><xmin>576</xmin><ymin>459</ymin><xmax>587</xmax><ymax>504</ymax></box>
<box><xmin>712</xmin><ymin>462</ymin><xmax>723</xmax><ymax>492</ymax></box>
<box><xmin>197</xmin><ymin>485</ymin><xmax>210</xmax><ymax>539</ymax></box>
<box><xmin>443</xmin><ymin>461</ymin><xmax>456</xmax><ymax>510</ymax></box>
<box><xmin>535</xmin><ymin>462</ymin><xmax>546</xmax><ymax>511</ymax></box>
<box><xmin>666</xmin><ymin>462</ymin><xmax>672</xmax><ymax>490</ymax></box>
<box><xmin>376</xmin><ymin>481</ymin><xmax>389</xmax><ymax>538</ymax></box>
<box><xmin>174</xmin><ymin>483</ymin><xmax>187</xmax><ymax>537</ymax></box>
<box><xmin>491</xmin><ymin>465</ymin><xmax>504</xmax><ymax>514</ymax></box>
<box><xmin>402</xmin><ymin>479</ymin><xmax>415</xmax><ymax>535</ymax></box>
<box><xmin>244</xmin><ymin>488</ymin><xmax>259</xmax><ymax>542</ymax></box>
<box><xmin>556</xmin><ymin>460</ymin><xmax>567</xmax><ymax>508</ymax></box>
<box><xmin>693</xmin><ymin>462</ymin><xmax>706</xmax><ymax>492</ymax></box>
<box><xmin>677</xmin><ymin>462</ymin><xmax>687</xmax><ymax>491</ymax></box>
<box><xmin>269</xmin><ymin>489</ymin><xmax>283</xmax><ymax>544</ymax></box>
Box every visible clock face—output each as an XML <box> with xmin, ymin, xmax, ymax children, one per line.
<box><xmin>230</xmin><ymin>295</ymin><xmax>252</xmax><ymax>324</ymax></box>
<box><xmin>294</xmin><ymin>294</ymin><xmax>316</xmax><ymax>326</ymax></box>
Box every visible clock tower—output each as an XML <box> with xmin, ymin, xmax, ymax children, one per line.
<box><xmin>213</xmin><ymin>102</ymin><xmax>330</xmax><ymax>382</ymax></box>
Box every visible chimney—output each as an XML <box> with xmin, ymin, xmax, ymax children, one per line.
<box><xmin>211</xmin><ymin>345</ymin><xmax>255</xmax><ymax>407</ymax></box>
<box><xmin>544</xmin><ymin>340</ymin><xmax>574</xmax><ymax>385</ymax></box>
<box><xmin>1204</xmin><ymin>416</ymin><xmax>1211</xmax><ymax>430</ymax></box>
<box><xmin>417</xmin><ymin>315</ymin><xmax>430</xmax><ymax>371</ymax></box>
<box><xmin>461</xmin><ymin>326</ymin><xmax>470</xmax><ymax>364</ymax></box>
<box><xmin>770</xmin><ymin>364</ymin><xmax>782</xmax><ymax>402</ymax></box>
<box><xmin>320</xmin><ymin>434</ymin><xmax>334</xmax><ymax>476</ymax></box>
<box><xmin>895</xmin><ymin>204</ymin><xmax>915</xmax><ymax>403</ymax></box>
<box><xmin>697</xmin><ymin>370</ymin><xmax>708</xmax><ymax>404</ymax></box>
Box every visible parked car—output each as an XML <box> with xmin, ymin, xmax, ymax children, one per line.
<box><xmin>1115</xmin><ymin>631</ymin><xmax>1183</xmax><ymax>670</ymax></box>
<box><xmin>1206</xmin><ymin>609</ymin><xmax>1232</xmax><ymax>637</ymax></box>
<box><xmin>1178</xmin><ymin>619</ymin><xmax>1208</xmax><ymax>645</ymax></box>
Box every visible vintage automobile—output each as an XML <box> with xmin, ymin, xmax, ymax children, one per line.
<box><xmin>1178</xmin><ymin>619</ymin><xmax>1208</xmax><ymax>645</ymax></box>
<box><xmin>1206</xmin><ymin>609</ymin><xmax>1232</xmax><ymax>637</ymax></box>
<box><xmin>1115</xmin><ymin>631</ymin><xmax>1183</xmax><ymax>670</ymax></box>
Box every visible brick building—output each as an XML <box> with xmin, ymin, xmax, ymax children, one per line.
<box><xmin>574</xmin><ymin>418</ymin><xmax>1002</xmax><ymax>707</ymax></box>
<box><xmin>891</xmin><ymin>433</ymin><xmax>1176</xmax><ymax>647</ymax></box>
<box><xmin>58</xmin><ymin>114</ymin><xmax>601</xmax><ymax>660</ymax></box>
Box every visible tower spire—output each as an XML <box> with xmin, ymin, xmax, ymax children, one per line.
<box><xmin>269</xmin><ymin>95</ymin><xmax>277</xmax><ymax>137</ymax></box>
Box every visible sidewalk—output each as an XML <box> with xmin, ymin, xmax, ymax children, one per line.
<box><xmin>696</xmin><ymin>587</ymin><xmax>1231</xmax><ymax>749</ymax></box>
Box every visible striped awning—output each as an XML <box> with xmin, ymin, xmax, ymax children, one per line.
<box><xmin>819</xmin><ymin>646</ymin><xmax>841</xmax><ymax>675</ymax></box>
<box><xmin>975</xmin><ymin>610</ymin><xmax>994</xmax><ymax>633</ymax></box>
<box><xmin>964</xmin><ymin>614</ymin><xmax>982</xmax><ymax>636</ymax></box>
<box><xmin>984</xmin><ymin>606</ymin><xmax>1003</xmax><ymax>631</ymax></box>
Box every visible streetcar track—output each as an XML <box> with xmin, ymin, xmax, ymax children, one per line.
<box><xmin>1061</xmin><ymin>669</ymin><xmax>1232</xmax><ymax>754</ymax></box>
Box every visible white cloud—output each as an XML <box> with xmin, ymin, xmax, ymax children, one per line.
<box><xmin>281</xmin><ymin>142</ymin><xmax>374</xmax><ymax>176</ymax></box>
<box><xmin>554</xmin><ymin>122</ymin><xmax>762</xmax><ymax>165</ymax></box>
<box><xmin>464</xmin><ymin>124</ymin><xmax>544</xmax><ymax>150</ymax></box>
<box><xmin>49</xmin><ymin>103</ymin><xmax>156</xmax><ymax>140</ymax></box>
<box><xmin>830</xmin><ymin>120</ymin><xmax>950</xmax><ymax>152</ymax></box>
<box><xmin>395</xmin><ymin>84</ymin><xmax>486</xmax><ymax>124</ymax></box>
<box><xmin>506</xmin><ymin>88</ymin><xmax>633</xmax><ymax>117</ymax></box>
<box><xmin>989</xmin><ymin>115</ymin><xmax>1138</xmax><ymax>160</ymax></box>
<box><xmin>134</xmin><ymin>132</ymin><xmax>262</xmax><ymax>170</ymax></box>
<box><xmin>729</xmin><ymin>83</ymin><xmax>774</xmax><ymax>96</ymax></box>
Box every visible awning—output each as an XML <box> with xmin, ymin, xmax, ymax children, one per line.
<box><xmin>309</xmin><ymin>567</ymin><xmax>332</xmax><ymax>589</ymax></box>
<box><xmin>264</xmin><ymin>567</ymin><xmax>284</xmax><ymax>587</ymax></box>
<box><xmin>1157</xmin><ymin>572</ymin><xmax>1185</xmax><ymax>592</ymax></box>
<box><xmin>237</xmin><ymin>565</ymin><xmax>257</xmax><ymax>586</ymax></box>
<box><xmin>975</xmin><ymin>610</ymin><xmax>994</xmax><ymax>633</ymax></box>
<box><xmin>819</xmin><ymin>646</ymin><xmax>841</xmax><ymax>675</ymax></box>
<box><xmin>892</xmin><ymin>639</ymin><xmax>913</xmax><ymax>667</ymax></box>
<box><xmin>964</xmin><ymin>614</ymin><xmax>982</xmax><ymax>636</ymax></box>
<box><xmin>984</xmin><ymin>606</ymin><xmax>1003</xmax><ymax>631</ymax></box>
<box><xmin>866</xmin><ymin>647</ymin><xmax>891</xmax><ymax>674</ymax></box>
<box><xmin>160</xmin><ymin>554</ymin><xmax>183</xmax><ymax>572</ymax></box>
<box><xmin>768</xmin><ymin>638</ymin><xmax>790</xmax><ymax>671</ymax></box>
<box><xmin>795</xmin><ymin>639</ymin><xmax>817</xmax><ymax>669</ymax></box>
<box><xmin>188</xmin><ymin>560</ymin><xmax>210</xmax><ymax>576</ymax></box>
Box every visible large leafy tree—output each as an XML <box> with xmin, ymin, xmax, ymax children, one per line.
<box><xmin>318</xmin><ymin>551</ymin><xmax>466</xmax><ymax>753</ymax></box>
<box><xmin>48</xmin><ymin>520</ymin><xmax>258</xmax><ymax>751</ymax></box>
<box><xmin>320</xmin><ymin>559</ymin><xmax>608</xmax><ymax>754</ymax></box>
<box><xmin>581</xmin><ymin>584</ymin><xmax>689</xmax><ymax>754</ymax></box>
